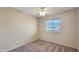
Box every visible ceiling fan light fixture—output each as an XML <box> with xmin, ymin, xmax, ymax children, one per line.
<box><xmin>39</xmin><ymin>7</ymin><xmax>47</xmax><ymax>16</ymax></box>
<box><xmin>40</xmin><ymin>11</ymin><xmax>46</xmax><ymax>16</ymax></box>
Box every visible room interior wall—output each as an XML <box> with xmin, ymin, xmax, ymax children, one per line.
<box><xmin>0</xmin><ymin>8</ymin><xmax>38</xmax><ymax>51</ymax></box>
<box><xmin>38</xmin><ymin>9</ymin><xmax>78</xmax><ymax>49</ymax></box>
<box><xmin>77</xmin><ymin>8</ymin><xmax>79</xmax><ymax>50</ymax></box>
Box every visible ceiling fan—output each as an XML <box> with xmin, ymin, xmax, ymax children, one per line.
<box><xmin>32</xmin><ymin>7</ymin><xmax>51</xmax><ymax>16</ymax></box>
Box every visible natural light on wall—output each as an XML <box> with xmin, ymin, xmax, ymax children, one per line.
<box><xmin>46</xmin><ymin>18</ymin><xmax>61</xmax><ymax>32</ymax></box>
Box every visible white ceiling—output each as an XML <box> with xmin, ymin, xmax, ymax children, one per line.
<box><xmin>13</xmin><ymin>7</ymin><xmax>77</xmax><ymax>17</ymax></box>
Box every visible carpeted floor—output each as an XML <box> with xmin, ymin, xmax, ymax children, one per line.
<box><xmin>9</xmin><ymin>39</ymin><xmax>78</xmax><ymax>52</ymax></box>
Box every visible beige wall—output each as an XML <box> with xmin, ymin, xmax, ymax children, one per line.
<box><xmin>77</xmin><ymin>8</ymin><xmax>79</xmax><ymax>49</ymax></box>
<box><xmin>0</xmin><ymin>8</ymin><xmax>38</xmax><ymax>51</ymax></box>
<box><xmin>38</xmin><ymin>9</ymin><xmax>78</xmax><ymax>49</ymax></box>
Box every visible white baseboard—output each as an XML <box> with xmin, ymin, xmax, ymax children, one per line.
<box><xmin>39</xmin><ymin>37</ymin><xmax>78</xmax><ymax>49</ymax></box>
<box><xmin>4</xmin><ymin>42</ymin><xmax>28</xmax><ymax>52</ymax></box>
<box><xmin>3</xmin><ymin>39</ymin><xmax>38</xmax><ymax>52</ymax></box>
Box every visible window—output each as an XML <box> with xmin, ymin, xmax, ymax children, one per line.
<box><xmin>46</xmin><ymin>18</ymin><xmax>61</xmax><ymax>32</ymax></box>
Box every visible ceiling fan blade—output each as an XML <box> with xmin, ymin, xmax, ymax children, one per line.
<box><xmin>33</xmin><ymin>7</ymin><xmax>49</xmax><ymax>11</ymax></box>
<box><xmin>31</xmin><ymin>7</ymin><xmax>51</xmax><ymax>15</ymax></box>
